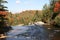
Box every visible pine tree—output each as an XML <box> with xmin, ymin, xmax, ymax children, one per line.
<box><xmin>0</xmin><ymin>0</ymin><xmax>9</xmax><ymax>34</ymax></box>
<box><xmin>0</xmin><ymin>0</ymin><xmax>8</xmax><ymax>11</ymax></box>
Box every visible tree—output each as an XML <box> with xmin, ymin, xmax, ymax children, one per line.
<box><xmin>54</xmin><ymin>1</ymin><xmax>60</xmax><ymax>13</ymax></box>
<box><xmin>32</xmin><ymin>10</ymin><xmax>41</xmax><ymax>23</ymax></box>
<box><xmin>49</xmin><ymin>0</ymin><xmax>60</xmax><ymax>26</ymax></box>
<box><xmin>0</xmin><ymin>0</ymin><xmax>10</xmax><ymax>34</ymax></box>
<box><xmin>50</xmin><ymin>0</ymin><xmax>60</xmax><ymax>20</ymax></box>
<box><xmin>42</xmin><ymin>4</ymin><xmax>51</xmax><ymax>23</ymax></box>
<box><xmin>54</xmin><ymin>15</ymin><xmax>60</xmax><ymax>27</ymax></box>
<box><xmin>0</xmin><ymin>0</ymin><xmax>8</xmax><ymax>11</ymax></box>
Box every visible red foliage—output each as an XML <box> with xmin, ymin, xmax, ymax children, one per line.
<box><xmin>54</xmin><ymin>8</ymin><xmax>59</xmax><ymax>12</ymax></box>
<box><xmin>0</xmin><ymin>11</ymin><xmax>8</xmax><ymax>15</ymax></box>
<box><xmin>55</xmin><ymin>2</ymin><xmax>60</xmax><ymax>8</ymax></box>
<box><xmin>54</xmin><ymin>2</ymin><xmax>60</xmax><ymax>12</ymax></box>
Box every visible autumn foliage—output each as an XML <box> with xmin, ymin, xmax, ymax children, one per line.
<box><xmin>54</xmin><ymin>2</ymin><xmax>60</xmax><ymax>12</ymax></box>
<box><xmin>0</xmin><ymin>11</ymin><xmax>8</xmax><ymax>16</ymax></box>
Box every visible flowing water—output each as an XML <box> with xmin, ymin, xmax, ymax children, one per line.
<box><xmin>0</xmin><ymin>25</ymin><xmax>60</xmax><ymax>40</ymax></box>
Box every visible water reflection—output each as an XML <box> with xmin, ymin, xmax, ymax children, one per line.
<box><xmin>0</xmin><ymin>38</ymin><xmax>6</xmax><ymax>40</ymax></box>
<box><xmin>49</xmin><ymin>28</ymin><xmax>60</xmax><ymax>40</ymax></box>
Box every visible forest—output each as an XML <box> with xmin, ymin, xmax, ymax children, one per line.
<box><xmin>7</xmin><ymin>0</ymin><xmax>60</xmax><ymax>27</ymax></box>
<box><xmin>0</xmin><ymin>0</ymin><xmax>60</xmax><ymax>27</ymax></box>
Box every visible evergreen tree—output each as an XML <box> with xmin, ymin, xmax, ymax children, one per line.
<box><xmin>0</xmin><ymin>0</ymin><xmax>9</xmax><ymax>34</ymax></box>
<box><xmin>42</xmin><ymin>4</ymin><xmax>51</xmax><ymax>23</ymax></box>
<box><xmin>0</xmin><ymin>0</ymin><xmax>8</xmax><ymax>11</ymax></box>
<box><xmin>32</xmin><ymin>10</ymin><xmax>41</xmax><ymax>23</ymax></box>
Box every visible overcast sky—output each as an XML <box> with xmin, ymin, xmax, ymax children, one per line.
<box><xmin>5</xmin><ymin>0</ymin><xmax>49</xmax><ymax>13</ymax></box>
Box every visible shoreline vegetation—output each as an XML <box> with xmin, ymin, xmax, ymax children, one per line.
<box><xmin>8</xmin><ymin>10</ymin><xmax>60</xmax><ymax>27</ymax></box>
<box><xmin>0</xmin><ymin>22</ymin><xmax>60</xmax><ymax>38</ymax></box>
<box><xmin>0</xmin><ymin>0</ymin><xmax>60</xmax><ymax>39</ymax></box>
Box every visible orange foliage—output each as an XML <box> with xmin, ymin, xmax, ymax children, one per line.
<box><xmin>54</xmin><ymin>2</ymin><xmax>60</xmax><ymax>12</ymax></box>
<box><xmin>54</xmin><ymin>8</ymin><xmax>59</xmax><ymax>12</ymax></box>
<box><xmin>0</xmin><ymin>11</ymin><xmax>8</xmax><ymax>15</ymax></box>
<box><xmin>55</xmin><ymin>2</ymin><xmax>60</xmax><ymax>8</ymax></box>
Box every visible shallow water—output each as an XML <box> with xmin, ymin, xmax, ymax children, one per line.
<box><xmin>0</xmin><ymin>25</ymin><xmax>60</xmax><ymax>40</ymax></box>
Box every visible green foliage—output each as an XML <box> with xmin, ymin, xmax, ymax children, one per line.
<box><xmin>0</xmin><ymin>0</ymin><xmax>8</xmax><ymax>26</ymax></box>
<box><xmin>0</xmin><ymin>0</ymin><xmax>11</xmax><ymax>33</ymax></box>
<box><xmin>32</xmin><ymin>10</ymin><xmax>42</xmax><ymax>22</ymax></box>
<box><xmin>41</xmin><ymin>0</ymin><xmax>60</xmax><ymax>27</ymax></box>
<box><xmin>54</xmin><ymin>15</ymin><xmax>60</xmax><ymax>26</ymax></box>
<box><xmin>50</xmin><ymin>0</ymin><xmax>60</xmax><ymax>20</ymax></box>
<box><xmin>8</xmin><ymin>10</ymin><xmax>42</xmax><ymax>26</ymax></box>
<box><xmin>4</xmin><ymin>0</ymin><xmax>60</xmax><ymax>27</ymax></box>
<box><xmin>42</xmin><ymin>4</ymin><xmax>51</xmax><ymax>23</ymax></box>
<box><xmin>0</xmin><ymin>0</ymin><xmax>8</xmax><ymax>11</ymax></box>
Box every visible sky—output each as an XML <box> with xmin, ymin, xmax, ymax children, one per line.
<box><xmin>5</xmin><ymin>0</ymin><xmax>49</xmax><ymax>13</ymax></box>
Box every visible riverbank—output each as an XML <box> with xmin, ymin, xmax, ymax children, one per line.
<box><xmin>0</xmin><ymin>34</ymin><xmax>7</xmax><ymax>38</ymax></box>
<box><xmin>0</xmin><ymin>25</ymin><xmax>60</xmax><ymax>40</ymax></box>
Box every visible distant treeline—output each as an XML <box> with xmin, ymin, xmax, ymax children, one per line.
<box><xmin>8</xmin><ymin>10</ymin><xmax>42</xmax><ymax>25</ymax></box>
<box><xmin>7</xmin><ymin>10</ymin><xmax>60</xmax><ymax>26</ymax></box>
<box><xmin>7</xmin><ymin>0</ymin><xmax>60</xmax><ymax>27</ymax></box>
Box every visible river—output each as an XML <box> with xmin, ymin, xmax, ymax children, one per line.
<box><xmin>0</xmin><ymin>25</ymin><xmax>60</xmax><ymax>40</ymax></box>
